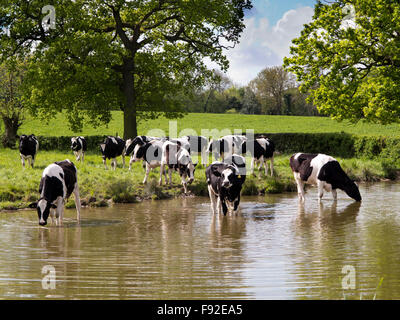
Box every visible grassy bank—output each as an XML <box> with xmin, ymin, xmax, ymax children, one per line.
<box><xmin>0</xmin><ymin>149</ymin><xmax>397</xmax><ymax>211</ymax></box>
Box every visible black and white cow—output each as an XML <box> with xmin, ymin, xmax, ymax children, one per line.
<box><xmin>160</xmin><ymin>141</ymin><xmax>197</xmax><ymax>194</ymax></box>
<box><xmin>241</xmin><ymin>137</ymin><xmax>275</xmax><ymax>176</ymax></box>
<box><xmin>207</xmin><ymin>135</ymin><xmax>247</xmax><ymax>161</ymax></box>
<box><xmin>130</xmin><ymin>139</ymin><xmax>168</xmax><ymax>184</ymax></box>
<box><xmin>185</xmin><ymin>135</ymin><xmax>209</xmax><ymax>165</ymax></box>
<box><xmin>99</xmin><ymin>136</ymin><xmax>126</xmax><ymax>170</ymax></box>
<box><xmin>71</xmin><ymin>136</ymin><xmax>87</xmax><ymax>163</ymax></box>
<box><xmin>19</xmin><ymin>134</ymin><xmax>39</xmax><ymax>168</ymax></box>
<box><xmin>205</xmin><ymin>154</ymin><xmax>246</xmax><ymax>215</ymax></box>
<box><xmin>28</xmin><ymin>160</ymin><xmax>81</xmax><ymax>226</ymax></box>
<box><xmin>124</xmin><ymin>136</ymin><xmax>162</xmax><ymax>170</ymax></box>
<box><xmin>289</xmin><ymin>153</ymin><xmax>362</xmax><ymax>202</ymax></box>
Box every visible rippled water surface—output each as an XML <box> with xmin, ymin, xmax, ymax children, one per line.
<box><xmin>1</xmin><ymin>182</ymin><xmax>400</xmax><ymax>299</ymax></box>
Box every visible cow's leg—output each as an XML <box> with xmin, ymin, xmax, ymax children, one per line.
<box><xmin>103</xmin><ymin>157</ymin><xmax>108</xmax><ymax>170</ymax></box>
<box><xmin>263</xmin><ymin>157</ymin><xmax>269</xmax><ymax>177</ymax></box>
<box><xmin>294</xmin><ymin>174</ymin><xmax>305</xmax><ymax>202</ymax></box>
<box><xmin>332</xmin><ymin>189</ymin><xmax>337</xmax><ymax>201</ymax></box>
<box><xmin>250</xmin><ymin>158</ymin><xmax>255</xmax><ymax>176</ymax></box>
<box><xmin>233</xmin><ymin>195</ymin><xmax>240</xmax><ymax>213</ymax></box>
<box><xmin>221</xmin><ymin>200</ymin><xmax>228</xmax><ymax>216</ymax></box>
<box><xmin>257</xmin><ymin>158</ymin><xmax>263</xmax><ymax>177</ymax></box>
<box><xmin>168</xmin><ymin>168</ymin><xmax>173</xmax><ymax>186</ymax></box>
<box><xmin>21</xmin><ymin>155</ymin><xmax>25</xmax><ymax>168</ymax></box>
<box><xmin>121</xmin><ymin>155</ymin><xmax>125</xmax><ymax>169</ymax></box>
<box><xmin>55</xmin><ymin>198</ymin><xmax>64</xmax><ymax>226</ymax></box>
<box><xmin>269</xmin><ymin>157</ymin><xmax>274</xmax><ymax>177</ymax></box>
<box><xmin>181</xmin><ymin>175</ymin><xmax>188</xmax><ymax>194</ymax></box>
<box><xmin>143</xmin><ymin>163</ymin><xmax>151</xmax><ymax>184</ymax></box>
<box><xmin>50</xmin><ymin>211</ymin><xmax>56</xmax><ymax>225</ymax></box>
<box><xmin>129</xmin><ymin>156</ymin><xmax>134</xmax><ymax>170</ymax></box>
<box><xmin>317</xmin><ymin>180</ymin><xmax>325</xmax><ymax>202</ymax></box>
<box><xmin>201</xmin><ymin>150</ymin><xmax>207</xmax><ymax>166</ymax></box>
<box><xmin>216</xmin><ymin>197</ymin><xmax>222</xmax><ymax>214</ymax></box>
<box><xmin>30</xmin><ymin>156</ymin><xmax>34</xmax><ymax>168</ymax></box>
<box><xmin>73</xmin><ymin>183</ymin><xmax>81</xmax><ymax>223</ymax></box>
<box><xmin>81</xmin><ymin>152</ymin><xmax>85</xmax><ymax>163</ymax></box>
<box><xmin>208</xmin><ymin>185</ymin><xmax>217</xmax><ymax>214</ymax></box>
<box><xmin>158</xmin><ymin>164</ymin><xmax>164</xmax><ymax>185</ymax></box>
<box><xmin>113</xmin><ymin>158</ymin><xmax>118</xmax><ymax>170</ymax></box>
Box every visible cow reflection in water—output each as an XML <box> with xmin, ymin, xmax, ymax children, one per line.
<box><xmin>296</xmin><ymin>201</ymin><xmax>361</xmax><ymax>232</ymax></box>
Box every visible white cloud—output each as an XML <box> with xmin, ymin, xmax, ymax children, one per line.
<box><xmin>218</xmin><ymin>6</ymin><xmax>314</xmax><ymax>86</ymax></box>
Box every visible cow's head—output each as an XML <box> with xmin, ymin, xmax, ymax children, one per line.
<box><xmin>210</xmin><ymin>165</ymin><xmax>236</xmax><ymax>188</ymax></box>
<box><xmin>29</xmin><ymin>199</ymin><xmax>57</xmax><ymax>226</ymax></box>
<box><xmin>178</xmin><ymin>161</ymin><xmax>197</xmax><ymax>184</ymax></box>
<box><xmin>126</xmin><ymin>136</ymin><xmax>149</xmax><ymax>157</ymax></box>
<box><xmin>343</xmin><ymin>180</ymin><xmax>362</xmax><ymax>202</ymax></box>
<box><xmin>71</xmin><ymin>137</ymin><xmax>80</xmax><ymax>151</ymax></box>
<box><xmin>124</xmin><ymin>139</ymin><xmax>132</xmax><ymax>156</ymax></box>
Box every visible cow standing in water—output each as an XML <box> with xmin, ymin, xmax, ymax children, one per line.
<box><xmin>29</xmin><ymin>160</ymin><xmax>81</xmax><ymax>226</ymax></box>
<box><xmin>289</xmin><ymin>153</ymin><xmax>362</xmax><ymax>202</ymax></box>
<box><xmin>205</xmin><ymin>154</ymin><xmax>246</xmax><ymax>215</ymax></box>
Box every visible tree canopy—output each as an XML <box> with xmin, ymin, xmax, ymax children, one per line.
<box><xmin>0</xmin><ymin>0</ymin><xmax>252</xmax><ymax>138</ymax></box>
<box><xmin>284</xmin><ymin>0</ymin><xmax>400</xmax><ymax>124</ymax></box>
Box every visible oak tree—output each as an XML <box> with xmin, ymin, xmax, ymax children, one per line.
<box><xmin>0</xmin><ymin>0</ymin><xmax>252</xmax><ymax>138</ymax></box>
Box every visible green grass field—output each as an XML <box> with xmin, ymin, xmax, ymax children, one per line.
<box><xmin>17</xmin><ymin>112</ymin><xmax>400</xmax><ymax>137</ymax></box>
<box><xmin>0</xmin><ymin>147</ymin><xmax>393</xmax><ymax>210</ymax></box>
<box><xmin>1</xmin><ymin>112</ymin><xmax>398</xmax><ymax>210</ymax></box>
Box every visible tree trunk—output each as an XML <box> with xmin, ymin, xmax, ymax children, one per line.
<box><xmin>122</xmin><ymin>58</ymin><xmax>137</xmax><ymax>140</ymax></box>
<box><xmin>2</xmin><ymin>115</ymin><xmax>20</xmax><ymax>148</ymax></box>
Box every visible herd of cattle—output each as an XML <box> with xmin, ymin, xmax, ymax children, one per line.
<box><xmin>17</xmin><ymin>133</ymin><xmax>362</xmax><ymax>226</ymax></box>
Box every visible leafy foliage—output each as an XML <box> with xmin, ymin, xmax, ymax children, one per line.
<box><xmin>284</xmin><ymin>0</ymin><xmax>400</xmax><ymax>124</ymax></box>
<box><xmin>0</xmin><ymin>0</ymin><xmax>252</xmax><ymax>137</ymax></box>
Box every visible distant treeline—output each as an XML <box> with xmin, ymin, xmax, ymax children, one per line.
<box><xmin>178</xmin><ymin>66</ymin><xmax>321</xmax><ymax>116</ymax></box>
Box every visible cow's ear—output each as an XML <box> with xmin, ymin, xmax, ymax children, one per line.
<box><xmin>28</xmin><ymin>202</ymin><xmax>37</xmax><ymax>208</ymax></box>
<box><xmin>51</xmin><ymin>204</ymin><xmax>57</xmax><ymax>209</ymax></box>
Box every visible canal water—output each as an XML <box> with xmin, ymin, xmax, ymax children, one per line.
<box><xmin>0</xmin><ymin>182</ymin><xmax>399</xmax><ymax>299</ymax></box>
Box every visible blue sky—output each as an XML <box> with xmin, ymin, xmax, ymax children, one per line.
<box><xmin>221</xmin><ymin>0</ymin><xmax>317</xmax><ymax>86</ymax></box>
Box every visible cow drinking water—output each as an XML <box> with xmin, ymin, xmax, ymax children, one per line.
<box><xmin>29</xmin><ymin>160</ymin><xmax>81</xmax><ymax>226</ymax></box>
<box><xmin>289</xmin><ymin>153</ymin><xmax>362</xmax><ymax>202</ymax></box>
